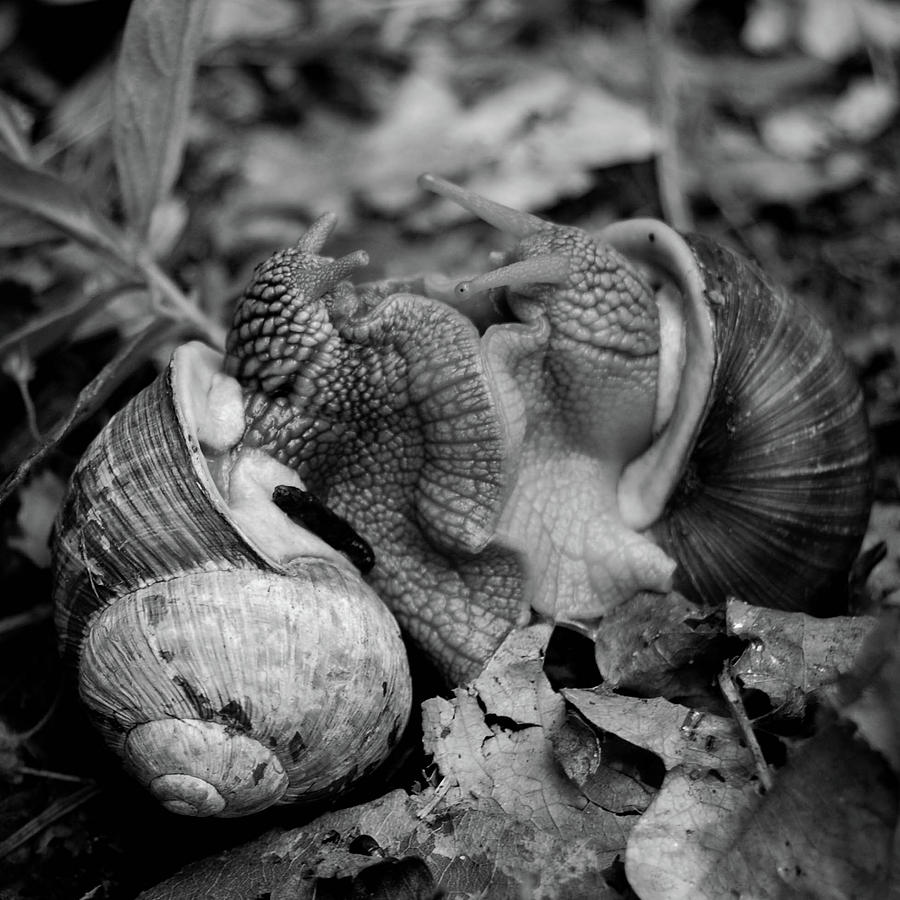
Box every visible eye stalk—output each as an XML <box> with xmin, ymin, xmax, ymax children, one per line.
<box><xmin>454</xmin><ymin>255</ymin><xmax>571</xmax><ymax>298</ymax></box>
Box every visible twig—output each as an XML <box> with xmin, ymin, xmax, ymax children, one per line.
<box><xmin>646</xmin><ymin>0</ymin><xmax>694</xmax><ymax>232</ymax></box>
<box><xmin>718</xmin><ymin>666</ymin><xmax>774</xmax><ymax>792</ymax></box>
<box><xmin>0</xmin><ymin>783</ymin><xmax>101</xmax><ymax>860</ymax></box>
<box><xmin>16</xmin><ymin>766</ymin><xmax>93</xmax><ymax>784</ymax></box>
<box><xmin>416</xmin><ymin>776</ymin><xmax>453</xmax><ymax>819</ymax></box>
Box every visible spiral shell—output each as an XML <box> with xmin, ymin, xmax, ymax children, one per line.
<box><xmin>52</xmin><ymin>342</ymin><xmax>412</xmax><ymax>817</ymax></box>
<box><xmin>612</xmin><ymin>230</ymin><xmax>874</xmax><ymax>613</ymax></box>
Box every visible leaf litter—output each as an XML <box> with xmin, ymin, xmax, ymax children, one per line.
<box><xmin>141</xmin><ymin>595</ymin><xmax>900</xmax><ymax>898</ymax></box>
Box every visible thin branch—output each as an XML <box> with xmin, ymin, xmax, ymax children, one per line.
<box><xmin>0</xmin><ymin>783</ymin><xmax>101</xmax><ymax>860</ymax></box>
<box><xmin>718</xmin><ymin>666</ymin><xmax>773</xmax><ymax>792</ymax></box>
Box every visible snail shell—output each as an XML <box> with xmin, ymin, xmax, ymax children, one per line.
<box><xmin>420</xmin><ymin>175</ymin><xmax>873</xmax><ymax>617</ymax></box>
<box><xmin>615</xmin><ymin>229</ymin><xmax>873</xmax><ymax>612</ymax></box>
<box><xmin>52</xmin><ymin>342</ymin><xmax>412</xmax><ymax>817</ymax></box>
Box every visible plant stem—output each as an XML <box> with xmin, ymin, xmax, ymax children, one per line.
<box><xmin>139</xmin><ymin>255</ymin><xmax>227</xmax><ymax>350</ymax></box>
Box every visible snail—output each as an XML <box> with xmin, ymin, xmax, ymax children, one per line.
<box><xmin>223</xmin><ymin>211</ymin><xmax>524</xmax><ymax>686</ymax></box>
<box><xmin>52</xmin><ymin>176</ymin><xmax>873</xmax><ymax>815</ymax></box>
<box><xmin>416</xmin><ymin>174</ymin><xmax>873</xmax><ymax>623</ymax></box>
<box><xmin>51</xmin><ymin>341</ymin><xmax>413</xmax><ymax>817</ymax></box>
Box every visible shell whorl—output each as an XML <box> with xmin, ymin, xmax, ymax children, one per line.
<box><xmin>650</xmin><ymin>235</ymin><xmax>873</xmax><ymax>612</ymax></box>
<box><xmin>78</xmin><ymin>568</ymin><xmax>411</xmax><ymax>816</ymax></box>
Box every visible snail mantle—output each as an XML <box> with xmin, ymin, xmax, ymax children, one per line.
<box><xmin>51</xmin><ymin>176</ymin><xmax>872</xmax><ymax>816</ymax></box>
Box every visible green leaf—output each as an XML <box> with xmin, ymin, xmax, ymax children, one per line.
<box><xmin>112</xmin><ymin>0</ymin><xmax>210</xmax><ymax>239</ymax></box>
<box><xmin>0</xmin><ymin>151</ymin><xmax>132</xmax><ymax>263</ymax></box>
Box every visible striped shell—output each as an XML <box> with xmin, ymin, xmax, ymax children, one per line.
<box><xmin>647</xmin><ymin>235</ymin><xmax>873</xmax><ymax>612</ymax></box>
<box><xmin>51</xmin><ymin>342</ymin><xmax>412</xmax><ymax>817</ymax></box>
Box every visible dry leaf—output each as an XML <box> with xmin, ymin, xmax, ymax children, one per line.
<box><xmin>421</xmin><ymin>625</ymin><xmax>627</xmax><ymax>838</ymax></box>
<box><xmin>626</xmin><ymin>724</ymin><xmax>897</xmax><ymax>899</ymax></box>
<box><xmin>728</xmin><ymin>598</ymin><xmax>879</xmax><ymax>718</ymax></box>
<box><xmin>592</xmin><ymin>590</ymin><xmax>723</xmax><ymax>697</ymax></box>
<box><xmin>563</xmin><ymin>687</ymin><xmax>755</xmax><ymax>778</ymax></box>
<box><xmin>828</xmin><ymin>608</ymin><xmax>900</xmax><ymax>775</ymax></box>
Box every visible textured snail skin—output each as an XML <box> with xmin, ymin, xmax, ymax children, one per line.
<box><xmin>225</xmin><ymin>178</ymin><xmax>872</xmax><ymax>680</ymax></box>
<box><xmin>226</xmin><ymin>214</ymin><xmax>524</xmax><ymax>684</ymax></box>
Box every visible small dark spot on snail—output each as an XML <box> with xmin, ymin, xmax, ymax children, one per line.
<box><xmin>251</xmin><ymin>761</ymin><xmax>268</xmax><ymax>785</ymax></box>
<box><xmin>272</xmin><ymin>485</ymin><xmax>375</xmax><ymax>574</ymax></box>
<box><xmin>382</xmin><ymin>680</ymin><xmax>388</xmax><ymax>696</ymax></box>
<box><xmin>158</xmin><ymin>649</ymin><xmax>174</xmax><ymax>663</ymax></box>
<box><xmin>348</xmin><ymin>834</ymin><xmax>383</xmax><ymax>857</ymax></box>
<box><xmin>289</xmin><ymin>730</ymin><xmax>306</xmax><ymax>761</ymax></box>
<box><xmin>173</xmin><ymin>675</ymin><xmax>213</xmax><ymax>719</ymax></box>
<box><xmin>220</xmin><ymin>699</ymin><xmax>252</xmax><ymax>734</ymax></box>
<box><xmin>648</xmin><ymin>232</ymin><xmax>656</xmax><ymax>243</ymax></box>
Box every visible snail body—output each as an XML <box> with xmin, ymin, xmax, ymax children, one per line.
<box><xmin>419</xmin><ymin>175</ymin><xmax>873</xmax><ymax>620</ymax></box>
<box><xmin>52</xmin><ymin>342</ymin><xmax>412</xmax><ymax>817</ymax></box>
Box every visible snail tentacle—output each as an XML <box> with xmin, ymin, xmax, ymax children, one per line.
<box><xmin>455</xmin><ymin>255</ymin><xmax>571</xmax><ymax>297</ymax></box>
<box><xmin>418</xmin><ymin>173</ymin><xmax>546</xmax><ymax>237</ymax></box>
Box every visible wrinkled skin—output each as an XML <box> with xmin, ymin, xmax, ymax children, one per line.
<box><xmin>224</xmin><ymin>202</ymin><xmax>675</xmax><ymax>683</ymax></box>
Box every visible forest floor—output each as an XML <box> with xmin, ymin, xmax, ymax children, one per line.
<box><xmin>0</xmin><ymin>1</ymin><xmax>898</xmax><ymax>898</ymax></box>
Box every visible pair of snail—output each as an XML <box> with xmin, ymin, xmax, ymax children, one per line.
<box><xmin>51</xmin><ymin>176</ymin><xmax>873</xmax><ymax>817</ymax></box>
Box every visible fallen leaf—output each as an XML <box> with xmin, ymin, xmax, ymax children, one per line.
<box><xmin>831</xmin><ymin>77</ymin><xmax>900</xmax><ymax>144</ymax></box>
<box><xmin>696</xmin><ymin>123</ymin><xmax>866</xmax><ymax>206</ymax></box>
<box><xmin>727</xmin><ymin>598</ymin><xmax>879</xmax><ymax>718</ymax></box>
<box><xmin>592</xmin><ymin>590</ymin><xmax>724</xmax><ymax>697</ymax></box>
<box><xmin>759</xmin><ymin>76</ymin><xmax>898</xmax><ymax>161</ymax></box>
<box><xmin>626</xmin><ymin>724</ymin><xmax>898</xmax><ymax>900</ymax></box>
<box><xmin>205</xmin><ymin>0</ymin><xmax>300</xmax><ymax>46</ymax></box>
<box><xmin>421</xmin><ymin>625</ymin><xmax>629</xmax><ymax>842</ymax></box>
<box><xmin>827</xmin><ymin>607</ymin><xmax>900</xmax><ymax>775</ymax></box>
<box><xmin>563</xmin><ymin>687</ymin><xmax>755</xmax><ymax>778</ymax></box>
<box><xmin>138</xmin><ymin>780</ymin><xmax>625</xmax><ymax>898</ymax></box>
